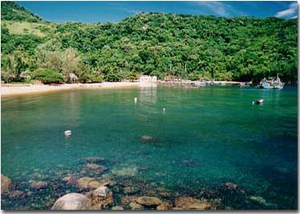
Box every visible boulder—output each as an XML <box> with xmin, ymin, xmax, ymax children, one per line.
<box><xmin>136</xmin><ymin>196</ymin><xmax>162</xmax><ymax>207</ymax></box>
<box><xmin>129</xmin><ymin>202</ymin><xmax>143</xmax><ymax>210</ymax></box>
<box><xmin>51</xmin><ymin>193</ymin><xmax>91</xmax><ymax>210</ymax></box>
<box><xmin>1</xmin><ymin>175</ymin><xmax>11</xmax><ymax>193</ymax></box>
<box><xmin>174</xmin><ymin>197</ymin><xmax>212</xmax><ymax>210</ymax></box>
<box><xmin>30</xmin><ymin>181</ymin><xmax>48</xmax><ymax>190</ymax></box>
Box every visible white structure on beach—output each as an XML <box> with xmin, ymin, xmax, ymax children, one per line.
<box><xmin>138</xmin><ymin>75</ymin><xmax>157</xmax><ymax>83</ymax></box>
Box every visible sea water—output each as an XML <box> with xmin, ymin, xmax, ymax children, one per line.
<box><xmin>1</xmin><ymin>85</ymin><xmax>297</xmax><ymax>210</ymax></box>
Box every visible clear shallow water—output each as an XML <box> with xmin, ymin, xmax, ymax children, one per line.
<box><xmin>2</xmin><ymin>85</ymin><xmax>298</xmax><ymax>210</ymax></box>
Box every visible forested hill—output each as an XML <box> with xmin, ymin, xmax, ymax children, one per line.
<box><xmin>1</xmin><ymin>2</ymin><xmax>298</xmax><ymax>84</ymax></box>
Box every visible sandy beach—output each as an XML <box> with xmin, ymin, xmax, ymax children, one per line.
<box><xmin>1</xmin><ymin>82</ymin><xmax>142</xmax><ymax>97</ymax></box>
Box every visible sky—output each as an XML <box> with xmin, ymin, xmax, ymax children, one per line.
<box><xmin>17</xmin><ymin>1</ymin><xmax>298</xmax><ymax>23</ymax></box>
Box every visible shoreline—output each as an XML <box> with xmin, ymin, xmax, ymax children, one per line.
<box><xmin>1</xmin><ymin>82</ymin><xmax>142</xmax><ymax>97</ymax></box>
<box><xmin>1</xmin><ymin>80</ymin><xmax>250</xmax><ymax>97</ymax></box>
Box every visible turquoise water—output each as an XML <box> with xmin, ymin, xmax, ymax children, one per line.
<box><xmin>1</xmin><ymin>85</ymin><xmax>298</xmax><ymax>210</ymax></box>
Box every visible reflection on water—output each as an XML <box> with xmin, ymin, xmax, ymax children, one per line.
<box><xmin>1</xmin><ymin>85</ymin><xmax>298</xmax><ymax>210</ymax></box>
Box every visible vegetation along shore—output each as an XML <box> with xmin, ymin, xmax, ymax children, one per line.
<box><xmin>1</xmin><ymin>2</ymin><xmax>297</xmax><ymax>85</ymax></box>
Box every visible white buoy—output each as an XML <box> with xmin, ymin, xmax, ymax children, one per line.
<box><xmin>134</xmin><ymin>97</ymin><xmax>137</xmax><ymax>104</ymax></box>
<box><xmin>252</xmin><ymin>101</ymin><xmax>255</xmax><ymax>105</ymax></box>
<box><xmin>163</xmin><ymin>108</ymin><xmax>166</xmax><ymax>113</ymax></box>
<box><xmin>64</xmin><ymin>130</ymin><xmax>72</xmax><ymax>136</ymax></box>
<box><xmin>256</xmin><ymin>99</ymin><xmax>264</xmax><ymax>105</ymax></box>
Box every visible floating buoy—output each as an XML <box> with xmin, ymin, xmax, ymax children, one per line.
<box><xmin>64</xmin><ymin>130</ymin><xmax>72</xmax><ymax>136</ymax></box>
<box><xmin>134</xmin><ymin>97</ymin><xmax>137</xmax><ymax>104</ymax></box>
<box><xmin>252</xmin><ymin>101</ymin><xmax>255</xmax><ymax>105</ymax></box>
<box><xmin>256</xmin><ymin>99</ymin><xmax>264</xmax><ymax>105</ymax></box>
<box><xmin>163</xmin><ymin>108</ymin><xmax>166</xmax><ymax>113</ymax></box>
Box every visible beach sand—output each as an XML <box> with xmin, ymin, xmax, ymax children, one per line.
<box><xmin>1</xmin><ymin>82</ymin><xmax>143</xmax><ymax>97</ymax></box>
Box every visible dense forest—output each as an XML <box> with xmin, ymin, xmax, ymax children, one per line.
<box><xmin>1</xmin><ymin>1</ymin><xmax>298</xmax><ymax>84</ymax></box>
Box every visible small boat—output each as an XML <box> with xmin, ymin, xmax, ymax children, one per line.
<box><xmin>257</xmin><ymin>75</ymin><xmax>284</xmax><ymax>89</ymax></box>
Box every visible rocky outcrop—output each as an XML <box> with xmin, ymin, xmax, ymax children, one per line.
<box><xmin>136</xmin><ymin>196</ymin><xmax>162</xmax><ymax>207</ymax></box>
<box><xmin>51</xmin><ymin>193</ymin><xmax>91</xmax><ymax>210</ymax></box>
<box><xmin>1</xmin><ymin>175</ymin><xmax>11</xmax><ymax>194</ymax></box>
<box><xmin>174</xmin><ymin>197</ymin><xmax>212</xmax><ymax>210</ymax></box>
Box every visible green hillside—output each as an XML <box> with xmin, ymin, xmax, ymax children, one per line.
<box><xmin>1</xmin><ymin>1</ymin><xmax>43</xmax><ymax>23</ymax></box>
<box><xmin>1</xmin><ymin>1</ymin><xmax>297</xmax><ymax>84</ymax></box>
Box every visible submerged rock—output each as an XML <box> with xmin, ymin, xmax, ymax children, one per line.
<box><xmin>8</xmin><ymin>190</ymin><xmax>25</xmax><ymax>199</ymax></box>
<box><xmin>112</xmin><ymin>206</ymin><xmax>124</xmax><ymax>210</ymax></box>
<box><xmin>89</xmin><ymin>191</ymin><xmax>113</xmax><ymax>210</ymax></box>
<box><xmin>30</xmin><ymin>181</ymin><xmax>48</xmax><ymax>190</ymax></box>
<box><xmin>129</xmin><ymin>201</ymin><xmax>143</xmax><ymax>210</ymax></box>
<box><xmin>174</xmin><ymin>197</ymin><xmax>212</xmax><ymax>210</ymax></box>
<box><xmin>136</xmin><ymin>196</ymin><xmax>162</xmax><ymax>207</ymax></box>
<box><xmin>82</xmin><ymin>163</ymin><xmax>107</xmax><ymax>173</ymax></box>
<box><xmin>1</xmin><ymin>174</ymin><xmax>11</xmax><ymax>193</ymax></box>
<box><xmin>77</xmin><ymin>177</ymin><xmax>110</xmax><ymax>190</ymax></box>
<box><xmin>51</xmin><ymin>193</ymin><xmax>91</xmax><ymax>210</ymax></box>
<box><xmin>220</xmin><ymin>182</ymin><xmax>246</xmax><ymax>195</ymax></box>
<box><xmin>141</xmin><ymin>135</ymin><xmax>154</xmax><ymax>141</ymax></box>
<box><xmin>84</xmin><ymin>157</ymin><xmax>106</xmax><ymax>164</ymax></box>
<box><xmin>111</xmin><ymin>166</ymin><xmax>138</xmax><ymax>176</ymax></box>
<box><xmin>156</xmin><ymin>202</ymin><xmax>172</xmax><ymax>210</ymax></box>
<box><xmin>157</xmin><ymin>187</ymin><xmax>172</xmax><ymax>198</ymax></box>
<box><xmin>124</xmin><ymin>186</ymin><xmax>140</xmax><ymax>195</ymax></box>
<box><xmin>121</xmin><ymin>196</ymin><xmax>138</xmax><ymax>205</ymax></box>
<box><xmin>62</xmin><ymin>176</ymin><xmax>77</xmax><ymax>185</ymax></box>
<box><xmin>249</xmin><ymin>196</ymin><xmax>273</xmax><ymax>207</ymax></box>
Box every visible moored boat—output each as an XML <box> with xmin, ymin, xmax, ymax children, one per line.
<box><xmin>257</xmin><ymin>75</ymin><xmax>284</xmax><ymax>89</ymax></box>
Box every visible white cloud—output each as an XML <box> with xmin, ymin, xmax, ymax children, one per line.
<box><xmin>194</xmin><ymin>1</ymin><xmax>242</xmax><ymax>17</ymax></box>
<box><xmin>275</xmin><ymin>2</ymin><xmax>298</xmax><ymax>18</ymax></box>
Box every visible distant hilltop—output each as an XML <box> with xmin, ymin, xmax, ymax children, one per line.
<box><xmin>1</xmin><ymin>1</ymin><xmax>297</xmax><ymax>84</ymax></box>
